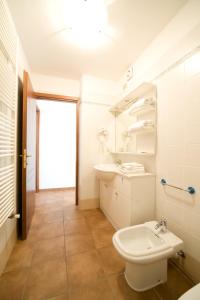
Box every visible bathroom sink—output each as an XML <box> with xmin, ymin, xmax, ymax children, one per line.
<box><xmin>94</xmin><ymin>162</ymin><xmax>149</xmax><ymax>181</ymax></box>
<box><xmin>94</xmin><ymin>164</ymin><xmax>117</xmax><ymax>181</ymax></box>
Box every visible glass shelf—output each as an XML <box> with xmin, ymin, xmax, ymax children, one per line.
<box><xmin>111</xmin><ymin>152</ymin><xmax>155</xmax><ymax>156</ymax></box>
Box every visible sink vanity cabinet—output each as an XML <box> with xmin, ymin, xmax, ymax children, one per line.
<box><xmin>96</xmin><ymin>82</ymin><xmax>157</xmax><ymax>229</ymax></box>
<box><xmin>100</xmin><ymin>174</ymin><xmax>155</xmax><ymax>229</ymax></box>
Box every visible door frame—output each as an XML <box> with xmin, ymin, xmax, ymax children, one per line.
<box><xmin>36</xmin><ymin>106</ymin><xmax>40</xmax><ymax>193</ymax></box>
<box><xmin>33</xmin><ymin>92</ymin><xmax>80</xmax><ymax>206</ymax></box>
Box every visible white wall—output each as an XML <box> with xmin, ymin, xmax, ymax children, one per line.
<box><xmin>18</xmin><ymin>40</ymin><xmax>31</xmax><ymax>80</ymax></box>
<box><xmin>122</xmin><ymin>0</ymin><xmax>200</xmax><ymax>96</ymax></box>
<box><xmin>79</xmin><ymin>75</ymin><xmax>120</xmax><ymax>209</ymax></box>
<box><xmin>31</xmin><ymin>73</ymin><xmax>80</xmax><ymax>97</ymax></box>
<box><xmin>118</xmin><ymin>0</ymin><xmax>200</xmax><ymax>282</ymax></box>
<box><xmin>38</xmin><ymin>101</ymin><xmax>76</xmax><ymax>189</ymax></box>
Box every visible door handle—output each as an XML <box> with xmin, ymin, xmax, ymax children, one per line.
<box><xmin>19</xmin><ymin>149</ymin><xmax>31</xmax><ymax>168</ymax></box>
<box><xmin>19</xmin><ymin>154</ymin><xmax>31</xmax><ymax>158</ymax></box>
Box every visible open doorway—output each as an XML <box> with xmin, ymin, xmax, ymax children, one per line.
<box><xmin>35</xmin><ymin>95</ymin><xmax>79</xmax><ymax>206</ymax></box>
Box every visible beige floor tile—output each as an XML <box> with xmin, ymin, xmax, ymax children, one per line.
<box><xmin>68</xmin><ymin>250</ymin><xmax>105</xmax><ymax>289</ymax></box>
<box><xmin>47</xmin><ymin>294</ymin><xmax>68</xmax><ymax>300</ymax></box>
<box><xmin>65</xmin><ymin>232</ymin><xmax>95</xmax><ymax>256</ymax></box>
<box><xmin>43</xmin><ymin>200</ymin><xmax>62</xmax><ymax>206</ymax></box>
<box><xmin>98</xmin><ymin>246</ymin><xmax>125</xmax><ymax>275</ymax></box>
<box><xmin>63</xmin><ymin>206</ymin><xmax>84</xmax><ymax>221</ymax></box>
<box><xmin>31</xmin><ymin>210</ymin><xmax>63</xmax><ymax>227</ymax></box>
<box><xmin>34</xmin><ymin>202</ymin><xmax>64</xmax><ymax>214</ymax></box>
<box><xmin>0</xmin><ymin>190</ymin><xmax>193</xmax><ymax>300</ymax></box>
<box><xmin>68</xmin><ymin>278</ymin><xmax>113</xmax><ymax>300</ymax></box>
<box><xmin>63</xmin><ymin>198</ymin><xmax>75</xmax><ymax>207</ymax></box>
<box><xmin>32</xmin><ymin>236</ymin><xmax>65</xmax><ymax>265</ymax></box>
<box><xmin>92</xmin><ymin>225</ymin><xmax>115</xmax><ymax>249</ymax></box>
<box><xmin>108</xmin><ymin>273</ymin><xmax>159</xmax><ymax>300</ymax></box>
<box><xmin>28</xmin><ymin>221</ymin><xmax>64</xmax><ymax>242</ymax></box>
<box><xmin>0</xmin><ymin>268</ymin><xmax>29</xmax><ymax>300</ymax></box>
<box><xmin>24</xmin><ymin>258</ymin><xmax>67</xmax><ymax>300</ymax></box>
<box><xmin>4</xmin><ymin>243</ymin><xmax>33</xmax><ymax>273</ymax></box>
<box><xmin>82</xmin><ymin>208</ymin><xmax>103</xmax><ymax>217</ymax></box>
<box><xmin>34</xmin><ymin>197</ymin><xmax>47</xmax><ymax>207</ymax></box>
<box><xmin>64</xmin><ymin>219</ymin><xmax>90</xmax><ymax>235</ymax></box>
<box><xmin>86</xmin><ymin>213</ymin><xmax>112</xmax><ymax>230</ymax></box>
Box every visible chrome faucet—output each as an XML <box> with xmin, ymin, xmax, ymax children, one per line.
<box><xmin>155</xmin><ymin>218</ymin><xmax>167</xmax><ymax>233</ymax></box>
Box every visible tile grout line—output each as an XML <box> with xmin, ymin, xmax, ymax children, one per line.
<box><xmin>63</xmin><ymin>202</ymin><xmax>70</xmax><ymax>299</ymax></box>
<box><xmin>152</xmin><ymin>287</ymin><xmax>163</xmax><ymax>300</ymax></box>
<box><xmin>21</xmin><ymin>231</ymin><xmax>36</xmax><ymax>300</ymax></box>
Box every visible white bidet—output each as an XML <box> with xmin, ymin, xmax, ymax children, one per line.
<box><xmin>113</xmin><ymin>221</ymin><xmax>183</xmax><ymax>291</ymax></box>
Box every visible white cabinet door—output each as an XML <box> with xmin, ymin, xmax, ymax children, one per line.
<box><xmin>100</xmin><ymin>181</ymin><xmax>118</xmax><ymax>226</ymax></box>
<box><xmin>113</xmin><ymin>175</ymin><xmax>132</xmax><ymax>229</ymax></box>
<box><xmin>115</xmin><ymin>191</ymin><xmax>131</xmax><ymax>228</ymax></box>
<box><xmin>100</xmin><ymin>181</ymin><xmax>111</xmax><ymax>211</ymax></box>
<box><xmin>99</xmin><ymin>175</ymin><xmax>155</xmax><ymax>229</ymax></box>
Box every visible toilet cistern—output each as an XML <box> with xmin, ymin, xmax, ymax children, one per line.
<box><xmin>155</xmin><ymin>218</ymin><xmax>167</xmax><ymax>233</ymax></box>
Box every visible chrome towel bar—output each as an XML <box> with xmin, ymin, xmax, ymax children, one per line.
<box><xmin>160</xmin><ymin>178</ymin><xmax>196</xmax><ymax>195</ymax></box>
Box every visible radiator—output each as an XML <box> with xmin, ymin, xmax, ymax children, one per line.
<box><xmin>0</xmin><ymin>0</ymin><xmax>18</xmax><ymax>227</ymax></box>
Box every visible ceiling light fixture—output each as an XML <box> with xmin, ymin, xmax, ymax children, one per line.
<box><xmin>62</xmin><ymin>0</ymin><xmax>111</xmax><ymax>49</ymax></box>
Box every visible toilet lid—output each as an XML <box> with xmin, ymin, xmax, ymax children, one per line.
<box><xmin>179</xmin><ymin>283</ymin><xmax>200</xmax><ymax>300</ymax></box>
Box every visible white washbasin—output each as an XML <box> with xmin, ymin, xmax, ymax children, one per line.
<box><xmin>94</xmin><ymin>163</ymin><xmax>149</xmax><ymax>181</ymax></box>
<box><xmin>94</xmin><ymin>164</ymin><xmax>117</xmax><ymax>181</ymax></box>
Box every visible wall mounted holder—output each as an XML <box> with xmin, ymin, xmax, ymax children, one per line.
<box><xmin>98</xmin><ymin>128</ymin><xmax>109</xmax><ymax>136</ymax></box>
<box><xmin>160</xmin><ymin>178</ymin><xmax>196</xmax><ymax>195</ymax></box>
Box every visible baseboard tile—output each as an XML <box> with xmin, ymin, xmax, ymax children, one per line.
<box><xmin>39</xmin><ymin>187</ymin><xmax>75</xmax><ymax>192</ymax></box>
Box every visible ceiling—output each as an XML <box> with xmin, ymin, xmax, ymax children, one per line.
<box><xmin>7</xmin><ymin>0</ymin><xmax>187</xmax><ymax>81</ymax></box>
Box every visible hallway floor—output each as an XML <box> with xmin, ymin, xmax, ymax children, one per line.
<box><xmin>0</xmin><ymin>190</ymin><xmax>193</xmax><ymax>300</ymax></box>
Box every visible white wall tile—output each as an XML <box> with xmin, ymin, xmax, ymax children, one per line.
<box><xmin>156</xmin><ymin>52</ymin><xmax>200</xmax><ymax>281</ymax></box>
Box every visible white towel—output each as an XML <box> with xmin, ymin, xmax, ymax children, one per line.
<box><xmin>129</xmin><ymin>97</ymin><xmax>155</xmax><ymax>115</ymax></box>
<box><xmin>121</xmin><ymin>162</ymin><xmax>143</xmax><ymax>168</ymax></box>
<box><xmin>127</xmin><ymin>120</ymin><xmax>154</xmax><ymax>133</ymax></box>
<box><xmin>119</xmin><ymin>162</ymin><xmax>145</xmax><ymax>174</ymax></box>
<box><xmin>119</xmin><ymin>167</ymin><xmax>145</xmax><ymax>174</ymax></box>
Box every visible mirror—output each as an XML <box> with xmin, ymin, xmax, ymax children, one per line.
<box><xmin>112</xmin><ymin>85</ymin><xmax>157</xmax><ymax>155</ymax></box>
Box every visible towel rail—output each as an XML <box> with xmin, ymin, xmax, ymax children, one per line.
<box><xmin>160</xmin><ymin>178</ymin><xmax>196</xmax><ymax>195</ymax></box>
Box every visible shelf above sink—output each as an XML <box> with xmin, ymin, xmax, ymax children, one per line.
<box><xmin>111</xmin><ymin>152</ymin><xmax>155</xmax><ymax>156</ymax></box>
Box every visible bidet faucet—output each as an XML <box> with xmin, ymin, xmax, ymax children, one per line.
<box><xmin>155</xmin><ymin>218</ymin><xmax>167</xmax><ymax>233</ymax></box>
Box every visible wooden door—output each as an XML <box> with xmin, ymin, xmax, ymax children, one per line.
<box><xmin>22</xmin><ymin>71</ymin><xmax>36</xmax><ymax>239</ymax></box>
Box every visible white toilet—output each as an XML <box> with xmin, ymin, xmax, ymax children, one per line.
<box><xmin>113</xmin><ymin>221</ymin><xmax>183</xmax><ymax>291</ymax></box>
<box><xmin>178</xmin><ymin>283</ymin><xmax>200</xmax><ymax>300</ymax></box>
